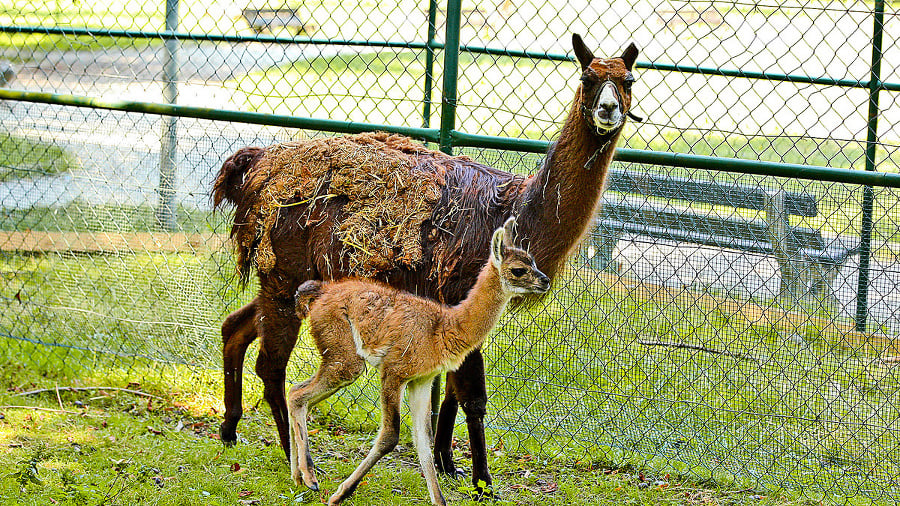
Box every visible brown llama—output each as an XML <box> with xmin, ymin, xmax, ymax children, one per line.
<box><xmin>212</xmin><ymin>33</ymin><xmax>640</xmax><ymax>495</ymax></box>
<box><xmin>288</xmin><ymin>218</ymin><xmax>549</xmax><ymax>505</ymax></box>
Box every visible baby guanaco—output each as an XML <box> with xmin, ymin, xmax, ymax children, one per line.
<box><xmin>287</xmin><ymin>217</ymin><xmax>550</xmax><ymax>505</ymax></box>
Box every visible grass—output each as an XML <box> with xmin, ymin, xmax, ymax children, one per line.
<box><xmin>0</xmin><ymin>201</ymin><xmax>227</xmax><ymax>234</ymax></box>
<box><xmin>1</xmin><ymin>249</ymin><xmax>899</xmax><ymax>504</ymax></box>
<box><xmin>231</xmin><ymin>49</ymin><xmax>899</xmax><ymax>169</ymax></box>
<box><xmin>0</xmin><ymin>0</ymin><xmax>252</xmax><ymax>53</ymax></box>
<box><xmin>0</xmin><ymin>132</ymin><xmax>78</xmax><ymax>182</ymax></box>
<box><xmin>232</xmin><ymin>50</ymin><xmax>900</xmax><ymax>247</ymax></box>
<box><xmin>0</xmin><ymin>342</ymin><xmax>809</xmax><ymax>506</ymax></box>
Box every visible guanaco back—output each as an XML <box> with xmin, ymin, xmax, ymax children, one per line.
<box><xmin>287</xmin><ymin>217</ymin><xmax>550</xmax><ymax>506</ymax></box>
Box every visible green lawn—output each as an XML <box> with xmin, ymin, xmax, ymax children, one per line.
<box><xmin>0</xmin><ymin>351</ymin><xmax>806</xmax><ymax>506</ymax></box>
<box><xmin>0</xmin><ymin>0</ymin><xmax>248</xmax><ymax>53</ymax></box>
<box><xmin>231</xmin><ymin>49</ymin><xmax>899</xmax><ymax>171</ymax></box>
<box><xmin>0</xmin><ymin>133</ymin><xmax>77</xmax><ymax>182</ymax></box>
<box><xmin>1</xmin><ymin>250</ymin><xmax>897</xmax><ymax>504</ymax></box>
<box><xmin>0</xmin><ymin>202</ymin><xmax>227</xmax><ymax>234</ymax></box>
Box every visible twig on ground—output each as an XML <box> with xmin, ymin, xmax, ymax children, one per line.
<box><xmin>14</xmin><ymin>386</ymin><xmax>164</xmax><ymax>400</ymax></box>
<box><xmin>722</xmin><ymin>488</ymin><xmax>756</xmax><ymax>494</ymax></box>
<box><xmin>638</xmin><ymin>341</ymin><xmax>758</xmax><ymax>361</ymax></box>
<box><xmin>0</xmin><ymin>405</ymin><xmax>80</xmax><ymax>414</ymax></box>
<box><xmin>55</xmin><ymin>384</ymin><xmax>63</xmax><ymax>410</ymax></box>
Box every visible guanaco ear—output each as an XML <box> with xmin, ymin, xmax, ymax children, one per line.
<box><xmin>572</xmin><ymin>33</ymin><xmax>594</xmax><ymax>72</ymax></box>
<box><xmin>490</xmin><ymin>226</ymin><xmax>505</xmax><ymax>269</ymax></box>
<box><xmin>621</xmin><ymin>42</ymin><xmax>639</xmax><ymax>71</ymax></box>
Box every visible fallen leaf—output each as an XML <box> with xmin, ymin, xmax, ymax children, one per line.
<box><xmin>147</xmin><ymin>426</ymin><xmax>163</xmax><ymax>435</ymax></box>
<box><xmin>538</xmin><ymin>481</ymin><xmax>558</xmax><ymax>493</ymax></box>
<box><xmin>231</xmin><ymin>463</ymin><xmax>241</xmax><ymax>473</ymax></box>
<box><xmin>239</xmin><ymin>490</ymin><xmax>253</xmax><ymax>497</ymax></box>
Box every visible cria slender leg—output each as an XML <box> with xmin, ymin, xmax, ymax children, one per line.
<box><xmin>329</xmin><ymin>375</ymin><xmax>404</xmax><ymax>505</ymax></box>
<box><xmin>408</xmin><ymin>378</ymin><xmax>447</xmax><ymax>506</ymax></box>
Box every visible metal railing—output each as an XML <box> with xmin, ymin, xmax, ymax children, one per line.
<box><xmin>1</xmin><ymin>0</ymin><xmax>899</xmax><ymax>502</ymax></box>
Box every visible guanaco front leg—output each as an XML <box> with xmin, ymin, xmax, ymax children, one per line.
<box><xmin>408</xmin><ymin>378</ymin><xmax>447</xmax><ymax>506</ymax></box>
<box><xmin>329</xmin><ymin>376</ymin><xmax>404</xmax><ymax>505</ymax></box>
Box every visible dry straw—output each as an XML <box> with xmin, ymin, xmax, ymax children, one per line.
<box><xmin>240</xmin><ymin>132</ymin><xmax>452</xmax><ymax>276</ymax></box>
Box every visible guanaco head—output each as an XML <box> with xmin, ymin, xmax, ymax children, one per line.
<box><xmin>572</xmin><ymin>33</ymin><xmax>641</xmax><ymax>134</ymax></box>
<box><xmin>490</xmin><ymin>217</ymin><xmax>551</xmax><ymax>295</ymax></box>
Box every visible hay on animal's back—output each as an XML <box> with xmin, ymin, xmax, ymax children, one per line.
<box><xmin>242</xmin><ymin>132</ymin><xmax>448</xmax><ymax>276</ymax></box>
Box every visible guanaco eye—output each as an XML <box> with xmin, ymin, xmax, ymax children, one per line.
<box><xmin>510</xmin><ymin>267</ymin><xmax>527</xmax><ymax>277</ymax></box>
<box><xmin>580</xmin><ymin>72</ymin><xmax>598</xmax><ymax>86</ymax></box>
<box><xmin>624</xmin><ymin>73</ymin><xmax>635</xmax><ymax>88</ymax></box>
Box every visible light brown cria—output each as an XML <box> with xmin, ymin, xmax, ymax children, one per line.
<box><xmin>240</xmin><ymin>132</ymin><xmax>451</xmax><ymax>276</ymax></box>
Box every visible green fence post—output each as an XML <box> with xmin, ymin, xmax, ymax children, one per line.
<box><xmin>423</xmin><ymin>0</ymin><xmax>440</xmax><ymax>434</ymax></box>
<box><xmin>156</xmin><ymin>0</ymin><xmax>180</xmax><ymax>231</ymax></box>
<box><xmin>430</xmin><ymin>0</ymin><xmax>462</xmax><ymax>434</ymax></box>
<box><xmin>438</xmin><ymin>0</ymin><xmax>461</xmax><ymax>155</ymax></box>
<box><xmin>855</xmin><ymin>0</ymin><xmax>884</xmax><ymax>332</ymax></box>
<box><xmin>422</xmin><ymin>0</ymin><xmax>438</xmax><ymax>130</ymax></box>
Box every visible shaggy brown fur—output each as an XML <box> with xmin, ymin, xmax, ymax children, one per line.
<box><xmin>213</xmin><ymin>33</ymin><xmax>640</xmax><ymax>494</ymax></box>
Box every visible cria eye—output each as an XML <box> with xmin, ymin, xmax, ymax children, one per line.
<box><xmin>510</xmin><ymin>268</ymin><xmax>527</xmax><ymax>277</ymax></box>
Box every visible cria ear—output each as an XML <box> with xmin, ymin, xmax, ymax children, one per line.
<box><xmin>490</xmin><ymin>226</ymin><xmax>505</xmax><ymax>269</ymax></box>
<box><xmin>572</xmin><ymin>33</ymin><xmax>594</xmax><ymax>72</ymax></box>
<box><xmin>501</xmin><ymin>217</ymin><xmax>516</xmax><ymax>248</ymax></box>
<box><xmin>621</xmin><ymin>42</ymin><xmax>639</xmax><ymax>71</ymax></box>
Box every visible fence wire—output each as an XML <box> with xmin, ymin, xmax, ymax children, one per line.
<box><xmin>1</xmin><ymin>0</ymin><xmax>899</xmax><ymax>503</ymax></box>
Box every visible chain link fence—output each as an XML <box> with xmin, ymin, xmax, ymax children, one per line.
<box><xmin>1</xmin><ymin>0</ymin><xmax>899</xmax><ymax>502</ymax></box>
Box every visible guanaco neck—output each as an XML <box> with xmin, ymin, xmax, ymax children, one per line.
<box><xmin>442</xmin><ymin>262</ymin><xmax>511</xmax><ymax>359</ymax></box>
<box><xmin>516</xmin><ymin>85</ymin><xmax>624</xmax><ymax>279</ymax></box>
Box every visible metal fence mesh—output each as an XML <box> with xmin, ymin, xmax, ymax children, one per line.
<box><xmin>2</xmin><ymin>0</ymin><xmax>899</xmax><ymax>502</ymax></box>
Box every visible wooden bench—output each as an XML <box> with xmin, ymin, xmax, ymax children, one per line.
<box><xmin>241</xmin><ymin>8</ymin><xmax>311</xmax><ymax>35</ymax></box>
<box><xmin>585</xmin><ymin>170</ymin><xmax>860</xmax><ymax>300</ymax></box>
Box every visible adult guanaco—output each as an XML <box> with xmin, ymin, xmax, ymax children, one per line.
<box><xmin>287</xmin><ymin>217</ymin><xmax>550</xmax><ymax>505</ymax></box>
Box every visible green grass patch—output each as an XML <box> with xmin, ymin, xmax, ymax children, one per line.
<box><xmin>0</xmin><ymin>202</ymin><xmax>227</xmax><ymax>234</ymax></box>
<box><xmin>0</xmin><ymin>132</ymin><xmax>78</xmax><ymax>182</ymax></box>
<box><xmin>0</xmin><ymin>32</ymin><xmax>157</xmax><ymax>55</ymax></box>
<box><xmin>1</xmin><ymin>250</ymin><xmax>898</xmax><ymax>503</ymax></box>
<box><xmin>0</xmin><ymin>0</ymin><xmax>251</xmax><ymax>53</ymax></box>
<box><xmin>233</xmin><ymin>50</ymin><xmax>899</xmax><ymax>169</ymax></box>
<box><xmin>0</xmin><ymin>343</ymin><xmax>809</xmax><ymax>505</ymax></box>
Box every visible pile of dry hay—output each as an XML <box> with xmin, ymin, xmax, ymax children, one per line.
<box><xmin>240</xmin><ymin>132</ymin><xmax>451</xmax><ymax>276</ymax></box>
